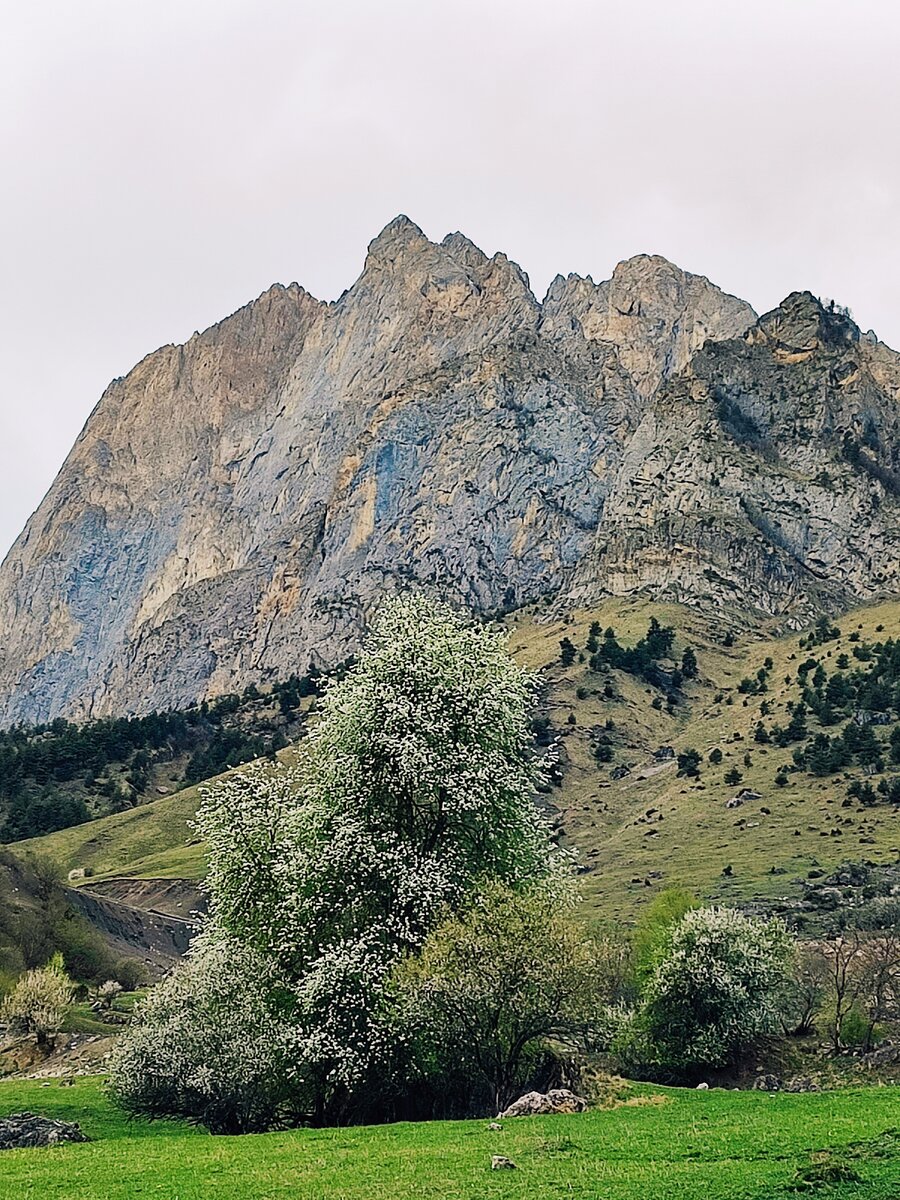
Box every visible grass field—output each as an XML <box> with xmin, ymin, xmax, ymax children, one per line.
<box><xmin>14</xmin><ymin>597</ymin><xmax>900</xmax><ymax>924</ymax></box>
<box><xmin>0</xmin><ymin>1076</ymin><xmax>898</xmax><ymax>1199</ymax></box>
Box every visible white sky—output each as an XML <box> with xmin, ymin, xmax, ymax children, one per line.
<box><xmin>2</xmin><ymin>0</ymin><xmax>899</xmax><ymax>559</ymax></box>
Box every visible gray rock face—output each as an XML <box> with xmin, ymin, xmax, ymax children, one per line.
<box><xmin>0</xmin><ymin>219</ymin><xmax>896</xmax><ymax>725</ymax></box>
<box><xmin>567</xmin><ymin>292</ymin><xmax>900</xmax><ymax>620</ymax></box>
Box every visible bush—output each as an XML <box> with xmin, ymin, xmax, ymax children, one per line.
<box><xmin>637</xmin><ymin>908</ymin><xmax>792</xmax><ymax>1071</ymax></box>
<box><xmin>833</xmin><ymin>1003</ymin><xmax>882</xmax><ymax>1049</ymax></box>
<box><xmin>108</xmin><ymin>935</ymin><xmax>297</xmax><ymax>1133</ymax></box>
<box><xmin>388</xmin><ymin>883</ymin><xmax>601</xmax><ymax>1113</ymax></box>
<box><xmin>114</xmin><ymin>958</ymin><xmax>147</xmax><ymax>992</ymax></box>
<box><xmin>96</xmin><ymin>979</ymin><xmax>123</xmax><ymax>1010</ymax></box>
<box><xmin>0</xmin><ymin>953</ymin><xmax>75</xmax><ymax>1048</ymax></box>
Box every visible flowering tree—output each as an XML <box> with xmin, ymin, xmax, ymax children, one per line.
<box><xmin>639</xmin><ymin>907</ymin><xmax>792</xmax><ymax>1069</ymax></box>
<box><xmin>1</xmin><ymin>952</ymin><xmax>75</xmax><ymax>1048</ymax></box>
<box><xmin>96</xmin><ymin>979</ymin><xmax>123</xmax><ymax>1010</ymax></box>
<box><xmin>112</xmin><ymin>596</ymin><xmax>557</xmax><ymax>1127</ymax></box>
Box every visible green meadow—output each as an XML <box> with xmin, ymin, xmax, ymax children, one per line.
<box><xmin>1</xmin><ymin>1076</ymin><xmax>898</xmax><ymax>1200</ymax></box>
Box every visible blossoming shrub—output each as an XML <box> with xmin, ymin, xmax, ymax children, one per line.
<box><xmin>0</xmin><ymin>951</ymin><xmax>75</xmax><ymax>1048</ymax></box>
<box><xmin>636</xmin><ymin>907</ymin><xmax>792</xmax><ymax>1071</ymax></box>
<box><xmin>110</xmin><ymin>596</ymin><xmax>558</xmax><ymax>1128</ymax></box>
<box><xmin>107</xmin><ymin>935</ymin><xmax>297</xmax><ymax>1133</ymax></box>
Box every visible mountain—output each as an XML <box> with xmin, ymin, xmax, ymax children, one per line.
<box><xmin>0</xmin><ymin>217</ymin><xmax>897</xmax><ymax>726</ymax></box>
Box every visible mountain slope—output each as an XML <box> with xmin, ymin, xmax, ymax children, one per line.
<box><xmin>0</xmin><ymin>220</ymin><xmax>755</xmax><ymax>725</ymax></box>
<box><xmin>2</xmin><ymin>219</ymin><xmax>899</xmax><ymax>727</ymax></box>
<box><xmin>20</xmin><ymin>598</ymin><xmax>900</xmax><ymax>924</ymax></box>
<box><xmin>568</xmin><ymin>292</ymin><xmax>900</xmax><ymax>619</ymax></box>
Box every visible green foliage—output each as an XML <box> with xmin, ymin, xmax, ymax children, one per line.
<box><xmin>631</xmin><ymin>888</ymin><xmax>699</xmax><ymax>986</ymax></box>
<box><xmin>676</xmin><ymin>748</ymin><xmax>701</xmax><ymax>778</ymax></box>
<box><xmin>114</xmin><ymin>958</ymin><xmax>147</xmax><ymax>991</ymax></box>
<box><xmin>389</xmin><ymin>882</ymin><xmax>600</xmax><ymax>1112</ymax></box>
<box><xmin>0</xmin><ymin>677</ymin><xmax>315</xmax><ymax>842</ymax></box>
<box><xmin>589</xmin><ymin>618</ymin><xmax>677</xmax><ymax>688</ymax></box>
<box><xmin>836</xmin><ymin>1003</ymin><xmax>882</xmax><ymax>1050</ymax></box>
<box><xmin>0</xmin><ymin>849</ymin><xmax>114</xmax><ymax>983</ymax></box>
<box><xmin>559</xmin><ymin>637</ymin><xmax>577</xmax><ymax>667</ymax></box>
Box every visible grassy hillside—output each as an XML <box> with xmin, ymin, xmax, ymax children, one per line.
<box><xmin>2</xmin><ymin>1075</ymin><xmax>898</xmax><ymax>1200</ymax></box>
<box><xmin>15</xmin><ymin>598</ymin><xmax>900</xmax><ymax>923</ymax></box>
<box><xmin>13</xmin><ymin>745</ymin><xmax>304</xmax><ymax>882</ymax></box>
<box><xmin>510</xmin><ymin>596</ymin><xmax>900</xmax><ymax>922</ymax></box>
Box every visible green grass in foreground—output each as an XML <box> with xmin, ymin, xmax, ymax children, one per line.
<box><xmin>0</xmin><ymin>1077</ymin><xmax>898</xmax><ymax>1200</ymax></box>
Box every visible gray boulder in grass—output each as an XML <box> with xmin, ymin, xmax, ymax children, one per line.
<box><xmin>491</xmin><ymin>1156</ymin><xmax>518</xmax><ymax>1170</ymax></box>
<box><xmin>498</xmin><ymin>1089</ymin><xmax>588</xmax><ymax>1118</ymax></box>
<box><xmin>0</xmin><ymin>1112</ymin><xmax>90</xmax><ymax>1150</ymax></box>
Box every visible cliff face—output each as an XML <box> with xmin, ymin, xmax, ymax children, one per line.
<box><xmin>0</xmin><ymin>217</ymin><xmax>896</xmax><ymax>724</ymax></box>
<box><xmin>567</xmin><ymin>292</ymin><xmax>900</xmax><ymax>619</ymax></box>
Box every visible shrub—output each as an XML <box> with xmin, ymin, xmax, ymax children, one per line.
<box><xmin>638</xmin><ymin>907</ymin><xmax>792</xmax><ymax>1071</ymax></box>
<box><xmin>114</xmin><ymin>958</ymin><xmax>147</xmax><ymax>991</ymax></box>
<box><xmin>96</xmin><ymin>979</ymin><xmax>123</xmax><ymax>1009</ymax></box>
<box><xmin>389</xmin><ymin>883</ymin><xmax>600</xmax><ymax>1113</ymax></box>
<box><xmin>0</xmin><ymin>953</ymin><xmax>75</xmax><ymax>1048</ymax></box>
<box><xmin>108</xmin><ymin>935</ymin><xmax>297</xmax><ymax>1133</ymax></box>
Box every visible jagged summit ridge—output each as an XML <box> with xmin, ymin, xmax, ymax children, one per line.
<box><xmin>0</xmin><ymin>219</ymin><xmax>896</xmax><ymax>725</ymax></box>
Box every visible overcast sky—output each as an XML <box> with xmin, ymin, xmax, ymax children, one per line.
<box><xmin>2</xmin><ymin>0</ymin><xmax>898</xmax><ymax>558</ymax></box>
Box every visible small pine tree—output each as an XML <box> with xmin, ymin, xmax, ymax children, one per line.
<box><xmin>676</xmin><ymin>748</ymin><xmax>702</xmax><ymax>778</ymax></box>
<box><xmin>559</xmin><ymin>637</ymin><xmax>577</xmax><ymax>668</ymax></box>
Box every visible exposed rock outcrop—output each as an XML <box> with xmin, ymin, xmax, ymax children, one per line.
<box><xmin>0</xmin><ymin>219</ymin><xmax>897</xmax><ymax>725</ymax></box>
<box><xmin>498</xmin><ymin>1088</ymin><xmax>588</xmax><ymax>1117</ymax></box>
<box><xmin>566</xmin><ymin>292</ymin><xmax>900</xmax><ymax>620</ymax></box>
<box><xmin>0</xmin><ymin>1112</ymin><xmax>89</xmax><ymax>1150</ymax></box>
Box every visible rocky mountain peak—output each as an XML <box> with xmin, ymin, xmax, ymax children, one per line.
<box><xmin>752</xmin><ymin>290</ymin><xmax>861</xmax><ymax>353</ymax></box>
<box><xmin>440</xmin><ymin>231</ymin><xmax>490</xmax><ymax>271</ymax></box>
<box><xmin>541</xmin><ymin>253</ymin><xmax>756</xmax><ymax>397</ymax></box>
<box><xmin>0</xmin><ymin>222</ymin><xmax>896</xmax><ymax>725</ymax></box>
<box><xmin>364</xmin><ymin>213</ymin><xmax>431</xmax><ymax>262</ymax></box>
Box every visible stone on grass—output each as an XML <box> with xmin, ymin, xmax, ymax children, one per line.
<box><xmin>0</xmin><ymin>1113</ymin><xmax>89</xmax><ymax>1151</ymax></box>
<box><xmin>498</xmin><ymin>1089</ymin><xmax>587</xmax><ymax>1118</ymax></box>
<box><xmin>491</xmin><ymin>1156</ymin><xmax>517</xmax><ymax>1170</ymax></box>
<box><xmin>784</xmin><ymin>1076</ymin><xmax>820</xmax><ymax>1093</ymax></box>
<box><xmin>753</xmin><ymin>1074</ymin><xmax>782</xmax><ymax>1092</ymax></box>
